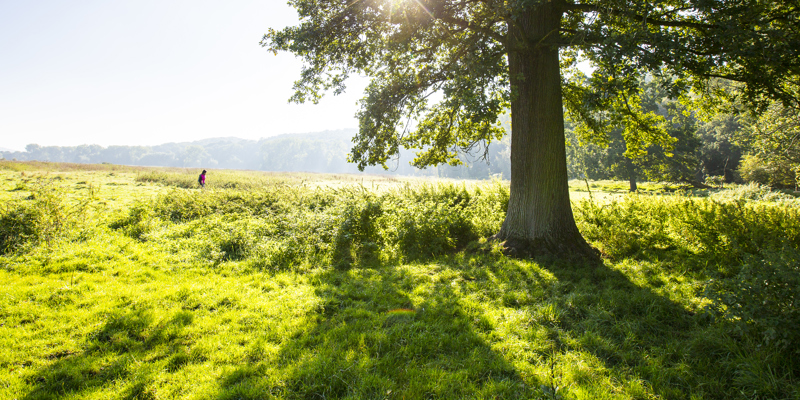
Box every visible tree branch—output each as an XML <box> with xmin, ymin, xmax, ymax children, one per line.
<box><xmin>435</xmin><ymin>14</ymin><xmax>506</xmax><ymax>44</ymax></box>
<box><xmin>564</xmin><ymin>3</ymin><xmax>719</xmax><ymax>30</ymax></box>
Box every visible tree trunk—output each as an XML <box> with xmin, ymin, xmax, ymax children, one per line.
<box><xmin>627</xmin><ymin>158</ymin><xmax>638</xmax><ymax>192</ymax></box>
<box><xmin>494</xmin><ymin>4</ymin><xmax>598</xmax><ymax>262</ymax></box>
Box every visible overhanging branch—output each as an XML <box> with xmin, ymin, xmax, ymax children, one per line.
<box><xmin>436</xmin><ymin>14</ymin><xmax>506</xmax><ymax>44</ymax></box>
<box><xmin>564</xmin><ymin>3</ymin><xmax>718</xmax><ymax>30</ymax></box>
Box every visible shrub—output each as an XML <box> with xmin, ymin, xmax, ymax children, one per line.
<box><xmin>711</xmin><ymin>182</ymin><xmax>796</xmax><ymax>202</ymax></box>
<box><xmin>704</xmin><ymin>175</ymin><xmax>726</xmax><ymax>188</ymax></box>
<box><xmin>0</xmin><ymin>203</ymin><xmax>39</xmax><ymax>254</ymax></box>
<box><xmin>575</xmin><ymin>192</ymin><xmax>800</xmax><ymax>354</ymax></box>
<box><xmin>378</xmin><ymin>194</ymin><xmax>478</xmax><ymax>260</ymax></box>
<box><xmin>573</xmin><ymin>195</ymin><xmax>677</xmax><ymax>259</ymax></box>
<box><xmin>575</xmin><ymin>193</ymin><xmax>800</xmax><ymax>267</ymax></box>
<box><xmin>705</xmin><ymin>247</ymin><xmax>800</xmax><ymax>349</ymax></box>
<box><xmin>109</xmin><ymin>202</ymin><xmax>161</xmax><ymax>240</ymax></box>
<box><xmin>331</xmin><ymin>194</ymin><xmax>383</xmax><ymax>268</ymax></box>
<box><xmin>739</xmin><ymin>154</ymin><xmax>798</xmax><ymax>189</ymax></box>
<box><xmin>0</xmin><ymin>180</ymin><xmax>90</xmax><ymax>254</ymax></box>
<box><xmin>466</xmin><ymin>181</ymin><xmax>509</xmax><ymax>237</ymax></box>
<box><xmin>138</xmin><ymin>189</ymin><xmax>285</xmax><ymax>223</ymax></box>
<box><xmin>110</xmin><ymin>182</ymin><xmax>509</xmax><ymax>268</ymax></box>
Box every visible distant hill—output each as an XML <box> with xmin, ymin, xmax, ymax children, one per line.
<box><xmin>0</xmin><ymin>128</ymin><xmax>509</xmax><ymax>179</ymax></box>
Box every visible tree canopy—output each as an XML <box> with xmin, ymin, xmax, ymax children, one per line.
<box><xmin>264</xmin><ymin>0</ymin><xmax>800</xmax><ymax>259</ymax></box>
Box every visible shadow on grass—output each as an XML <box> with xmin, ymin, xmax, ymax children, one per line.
<box><xmin>21</xmin><ymin>309</ymin><xmax>196</xmax><ymax>400</ymax></box>
<box><xmin>216</xmin><ymin>263</ymin><xmax>544</xmax><ymax>399</ymax></box>
<box><xmin>528</xmin><ymin>258</ymin><xmax>714</xmax><ymax>398</ymax></box>
<box><xmin>215</xmin><ymin>251</ymin><xmax>749</xmax><ymax>399</ymax></box>
<box><xmin>535</xmin><ymin>254</ymin><xmax>795</xmax><ymax>399</ymax></box>
<box><xmin>18</xmin><ymin>250</ymin><xmax>788</xmax><ymax>399</ymax></box>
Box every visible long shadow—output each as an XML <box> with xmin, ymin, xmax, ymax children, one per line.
<box><xmin>219</xmin><ymin>249</ymin><xmax>745</xmax><ymax>399</ymax></box>
<box><xmin>21</xmin><ymin>308</ymin><xmax>196</xmax><ymax>400</ymax></box>
<box><xmin>515</xmin><ymin>256</ymin><xmax>730</xmax><ymax>399</ymax></box>
<box><xmin>16</xmin><ymin>252</ymin><xmax>761</xmax><ymax>399</ymax></box>
<box><xmin>215</xmin><ymin>262</ymin><xmax>549</xmax><ymax>399</ymax></box>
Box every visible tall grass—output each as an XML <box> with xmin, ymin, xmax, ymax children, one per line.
<box><xmin>0</xmin><ymin>178</ymin><xmax>95</xmax><ymax>254</ymax></box>
<box><xmin>1</xmin><ymin>167</ymin><xmax>799</xmax><ymax>399</ymax></box>
<box><xmin>109</xmin><ymin>181</ymin><xmax>510</xmax><ymax>269</ymax></box>
<box><xmin>134</xmin><ymin>170</ymin><xmax>294</xmax><ymax>190</ymax></box>
<box><xmin>134</xmin><ymin>169</ymin><xmax>402</xmax><ymax>190</ymax></box>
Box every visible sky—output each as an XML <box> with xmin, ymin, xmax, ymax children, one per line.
<box><xmin>0</xmin><ymin>1</ymin><xmax>370</xmax><ymax>152</ymax></box>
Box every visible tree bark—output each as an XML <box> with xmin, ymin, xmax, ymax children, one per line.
<box><xmin>494</xmin><ymin>3</ymin><xmax>598</xmax><ymax>262</ymax></box>
<box><xmin>627</xmin><ymin>158</ymin><xmax>638</xmax><ymax>192</ymax></box>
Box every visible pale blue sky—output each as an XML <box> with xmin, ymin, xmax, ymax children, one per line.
<box><xmin>0</xmin><ymin>1</ymin><xmax>368</xmax><ymax>151</ymax></box>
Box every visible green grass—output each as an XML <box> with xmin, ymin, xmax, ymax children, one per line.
<box><xmin>1</xmin><ymin>162</ymin><xmax>798</xmax><ymax>399</ymax></box>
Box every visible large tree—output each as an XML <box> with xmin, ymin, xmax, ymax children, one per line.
<box><xmin>264</xmin><ymin>0</ymin><xmax>800</xmax><ymax>260</ymax></box>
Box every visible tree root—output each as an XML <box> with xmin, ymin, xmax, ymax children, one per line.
<box><xmin>490</xmin><ymin>234</ymin><xmax>601</xmax><ymax>265</ymax></box>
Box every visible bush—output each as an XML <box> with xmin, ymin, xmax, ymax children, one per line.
<box><xmin>331</xmin><ymin>194</ymin><xmax>383</xmax><ymax>268</ymax></box>
<box><xmin>711</xmin><ymin>182</ymin><xmax>796</xmax><ymax>202</ymax></box>
<box><xmin>143</xmin><ymin>189</ymin><xmax>285</xmax><ymax>222</ymax></box>
<box><xmin>379</xmin><ymin>196</ymin><xmax>477</xmax><ymax>259</ymax></box>
<box><xmin>739</xmin><ymin>154</ymin><xmax>798</xmax><ymax>189</ymax></box>
<box><xmin>465</xmin><ymin>181</ymin><xmax>509</xmax><ymax>237</ymax></box>
<box><xmin>0</xmin><ymin>180</ymin><xmax>91</xmax><ymax>254</ymax></box>
<box><xmin>575</xmin><ymin>193</ymin><xmax>800</xmax><ymax>265</ymax></box>
<box><xmin>575</xmin><ymin>193</ymin><xmax>800</xmax><ymax>352</ymax></box>
<box><xmin>109</xmin><ymin>202</ymin><xmax>161</xmax><ymax>240</ymax></box>
<box><xmin>110</xmin><ymin>182</ymin><xmax>509</xmax><ymax>268</ymax></box>
<box><xmin>574</xmin><ymin>195</ymin><xmax>677</xmax><ymax>259</ymax></box>
<box><xmin>0</xmin><ymin>203</ymin><xmax>39</xmax><ymax>254</ymax></box>
<box><xmin>705</xmin><ymin>247</ymin><xmax>800</xmax><ymax>349</ymax></box>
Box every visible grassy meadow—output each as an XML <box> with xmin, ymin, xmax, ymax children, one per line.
<box><xmin>1</xmin><ymin>161</ymin><xmax>799</xmax><ymax>399</ymax></box>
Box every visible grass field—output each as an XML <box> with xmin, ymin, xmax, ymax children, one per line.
<box><xmin>1</xmin><ymin>161</ymin><xmax>798</xmax><ymax>399</ymax></box>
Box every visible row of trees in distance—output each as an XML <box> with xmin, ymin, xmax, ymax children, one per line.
<box><xmin>3</xmin><ymin>81</ymin><xmax>797</xmax><ymax>190</ymax></box>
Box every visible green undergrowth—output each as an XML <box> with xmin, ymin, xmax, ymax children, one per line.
<box><xmin>568</xmin><ymin>179</ymin><xmax>692</xmax><ymax>194</ymax></box>
<box><xmin>109</xmin><ymin>182</ymin><xmax>507</xmax><ymax>268</ymax></box>
<box><xmin>1</xmin><ymin>168</ymin><xmax>798</xmax><ymax>399</ymax></box>
<box><xmin>134</xmin><ymin>169</ymin><xmax>403</xmax><ymax>191</ymax></box>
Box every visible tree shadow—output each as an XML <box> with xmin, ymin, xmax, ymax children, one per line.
<box><xmin>216</xmin><ymin>262</ymin><xmax>548</xmax><ymax>399</ymax></box>
<box><xmin>222</xmin><ymin>249</ymin><xmax>744</xmax><ymax>399</ymax></box>
<box><xmin>21</xmin><ymin>308</ymin><xmax>196</xmax><ymax>400</ymax></box>
<box><xmin>17</xmin><ymin>248</ymin><xmax>770</xmax><ymax>399</ymax></box>
<box><xmin>514</xmin><ymin>256</ymin><xmax>733</xmax><ymax>398</ymax></box>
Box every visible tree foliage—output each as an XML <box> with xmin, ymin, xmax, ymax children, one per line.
<box><xmin>265</xmin><ymin>0</ymin><xmax>799</xmax><ymax>170</ymax></box>
<box><xmin>738</xmin><ymin>102</ymin><xmax>800</xmax><ymax>188</ymax></box>
<box><xmin>568</xmin><ymin>76</ymin><xmax>703</xmax><ymax>189</ymax></box>
<box><xmin>264</xmin><ymin>0</ymin><xmax>800</xmax><ymax>257</ymax></box>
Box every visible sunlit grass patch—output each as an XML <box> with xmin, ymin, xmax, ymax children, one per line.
<box><xmin>1</xmin><ymin>165</ymin><xmax>799</xmax><ymax>399</ymax></box>
<box><xmin>134</xmin><ymin>168</ymin><xmax>407</xmax><ymax>191</ymax></box>
<box><xmin>0</xmin><ymin>241</ymin><xmax>324</xmax><ymax>399</ymax></box>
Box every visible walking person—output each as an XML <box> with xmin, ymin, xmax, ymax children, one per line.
<box><xmin>198</xmin><ymin>170</ymin><xmax>207</xmax><ymax>188</ymax></box>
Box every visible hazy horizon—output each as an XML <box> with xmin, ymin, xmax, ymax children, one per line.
<box><xmin>1</xmin><ymin>128</ymin><xmax>361</xmax><ymax>153</ymax></box>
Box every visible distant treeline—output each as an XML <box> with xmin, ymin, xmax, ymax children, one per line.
<box><xmin>0</xmin><ymin>129</ymin><xmax>512</xmax><ymax>179</ymax></box>
<box><xmin>1</xmin><ymin>99</ymin><xmax>788</xmax><ymax>186</ymax></box>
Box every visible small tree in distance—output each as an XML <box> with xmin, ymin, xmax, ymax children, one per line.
<box><xmin>264</xmin><ymin>0</ymin><xmax>800</xmax><ymax>261</ymax></box>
